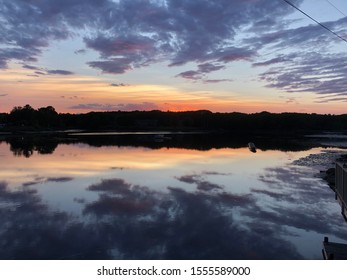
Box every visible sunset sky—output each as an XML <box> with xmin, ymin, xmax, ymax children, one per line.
<box><xmin>0</xmin><ymin>0</ymin><xmax>347</xmax><ymax>114</ymax></box>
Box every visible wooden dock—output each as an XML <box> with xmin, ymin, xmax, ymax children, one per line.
<box><xmin>335</xmin><ymin>162</ymin><xmax>347</xmax><ymax>220</ymax></box>
<box><xmin>322</xmin><ymin>237</ymin><xmax>347</xmax><ymax>260</ymax></box>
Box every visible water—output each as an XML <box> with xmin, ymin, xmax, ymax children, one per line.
<box><xmin>0</xmin><ymin>133</ymin><xmax>346</xmax><ymax>259</ymax></box>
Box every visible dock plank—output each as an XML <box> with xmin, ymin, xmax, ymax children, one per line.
<box><xmin>323</xmin><ymin>237</ymin><xmax>347</xmax><ymax>260</ymax></box>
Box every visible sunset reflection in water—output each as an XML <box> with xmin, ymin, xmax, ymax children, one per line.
<box><xmin>0</xmin><ymin>139</ymin><xmax>346</xmax><ymax>259</ymax></box>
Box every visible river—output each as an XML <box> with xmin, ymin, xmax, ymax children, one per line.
<box><xmin>0</xmin><ymin>132</ymin><xmax>346</xmax><ymax>259</ymax></box>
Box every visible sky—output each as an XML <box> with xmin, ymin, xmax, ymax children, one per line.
<box><xmin>0</xmin><ymin>0</ymin><xmax>347</xmax><ymax>114</ymax></box>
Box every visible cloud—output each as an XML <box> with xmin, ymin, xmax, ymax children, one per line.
<box><xmin>3</xmin><ymin>0</ymin><xmax>347</xmax><ymax>96</ymax></box>
<box><xmin>22</xmin><ymin>64</ymin><xmax>74</xmax><ymax>75</ymax></box>
<box><xmin>84</xmin><ymin>34</ymin><xmax>158</xmax><ymax>74</ymax></box>
<box><xmin>22</xmin><ymin>176</ymin><xmax>74</xmax><ymax>187</ymax></box>
<box><xmin>47</xmin><ymin>69</ymin><xmax>74</xmax><ymax>75</ymax></box>
<box><xmin>1</xmin><ymin>164</ymin><xmax>345</xmax><ymax>259</ymax></box>
<box><xmin>22</xmin><ymin>64</ymin><xmax>41</xmax><ymax>70</ymax></box>
<box><xmin>0</xmin><ymin>94</ymin><xmax>7</xmax><ymax>97</ymax></box>
<box><xmin>285</xmin><ymin>97</ymin><xmax>300</xmax><ymax>105</ymax></box>
<box><xmin>84</xmin><ymin>34</ymin><xmax>156</xmax><ymax>57</ymax></box>
<box><xmin>74</xmin><ymin>49</ymin><xmax>86</xmax><ymax>55</ymax></box>
<box><xmin>176</xmin><ymin>63</ymin><xmax>228</xmax><ymax>81</ymax></box>
<box><xmin>0</xmin><ymin>0</ymin><xmax>304</xmax><ymax>76</ymax></box>
<box><xmin>88</xmin><ymin>179</ymin><xmax>131</xmax><ymax>194</ymax></box>
<box><xmin>35</xmin><ymin>71</ymin><xmax>46</xmax><ymax>75</ymax></box>
<box><xmin>201</xmin><ymin>171</ymin><xmax>232</xmax><ymax>176</ymax></box>
<box><xmin>0</xmin><ymin>180</ymin><xmax>112</xmax><ymax>260</ymax></box>
<box><xmin>46</xmin><ymin>177</ymin><xmax>74</xmax><ymax>183</ymax></box>
<box><xmin>175</xmin><ymin>174</ymin><xmax>201</xmax><ymax>184</ymax></box>
<box><xmin>203</xmin><ymin>79</ymin><xmax>232</xmax><ymax>84</ymax></box>
<box><xmin>110</xmin><ymin>83</ymin><xmax>128</xmax><ymax>87</ymax></box>
<box><xmin>198</xmin><ymin>63</ymin><xmax>225</xmax><ymax>73</ymax></box>
<box><xmin>0</xmin><ymin>48</ymin><xmax>38</xmax><ymax>69</ymax></box>
<box><xmin>87</xmin><ymin>59</ymin><xmax>132</xmax><ymax>74</ymax></box>
<box><xmin>252</xmin><ymin>55</ymin><xmax>295</xmax><ymax>67</ymax></box>
<box><xmin>175</xmin><ymin>173</ymin><xmax>224</xmax><ymax>192</ymax></box>
<box><xmin>259</xmin><ymin>52</ymin><xmax>347</xmax><ymax>97</ymax></box>
<box><xmin>315</xmin><ymin>97</ymin><xmax>347</xmax><ymax>103</ymax></box>
<box><xmin>176</xmin><ymin>70</ymin><xmax>202</xmax><ymax>81</ymax></box>
<box><xmin>83</xmin><ymin>178</ymin><xmax>302</xmax><ymax>259</ymax></box>
<box><xmin>252</xmin><ymin>165</ymin><xmax>347</xmax><ymax>239</ymax></box>
<box><xmin>69</xmin><ymin>102</ymin><xmax>159</xmax><ymax>111</ymax></box>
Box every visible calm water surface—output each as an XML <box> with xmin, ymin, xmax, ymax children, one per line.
<box><xmin>0</xmin><ymin>134</ymin><xmax>346</xmax><ymax>259</ymax></box>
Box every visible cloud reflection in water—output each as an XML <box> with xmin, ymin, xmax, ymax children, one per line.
<box><xmin>1</xmin><ymin>139</ymin><xmax>347</xmax><ymax>260</ymax></box>
<box><xmin>81</xmin><ymin>178</ymin><xmax>302</xmax><ymax>259</ymax></box>
<box><xmin>253</xmin><ymin>166</ymin><xmax>347</xmax><ymax>241</ymax></box>
<box><xmin>0</xmin><ymin>177</ymin><xmax>303</xmax><ymax>259</ymax></box>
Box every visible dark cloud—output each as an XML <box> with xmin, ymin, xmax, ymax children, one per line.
<box><xmin>69</xmin><ymin>102</ymin><xmax>159</xmax><ymax>111</ymax></box>
<box><xmin>35</xmin><ymin>71</ymin><xmax>46</xmax><ymax>75</ymax></box>
<box><xmin>46</xmin><ymin>177</ymin><xmax>74</xmax><ymax>183</ymax></box>
<box><xmin>110</xmin><ymin>83</ymin><xmax>128</xmax><ymax>87</ymax></box>
<box><xmin>285</xmin><ymin>97</ymin><xmax>300</xmax><ymax>105</ymax></box>
<box><xmin>0</xmin><ymin>47</ymin><xmax>38</xmax><ymax>69</ymax></box>
<box><xmin>73</xmin><ymin>198</ymin><xmax>86</xmax><ymax>204</ymax></box>
<box><xmin>176</xmin><ymin>62</ymin><xmax>228</xmax><ymax>81</ymax></box>
<box><xmin>176</xmin><ymin>174</ymin><xmax>201</xmax><ymax>184</ymax></box>
<box><xmin>0</xmin><ymin>0</ymin><xmax>304</xmax><ymax>77</ymax></box>
<box><xmin>315</xmin><ymin>97</ymin><xmax>347</xmax><ymax>103</ymax></box>
<box><xmin>22</xmin><ymin>64</ymin><xmax>41</xmax><ymax>70</ymax></box>
<box><xmin>88</xmin><ymin>178</ymin><xmax>131</xmax><ymax>194</ymax></box>
<box><xmin>0</xmin><ymin>94</ymin><xmax>8</xmax><ymax>97</ymax></box>
<box><xmin>85</xmin><ymin>179</ymin><xmax>156</xmax><ymax>217</ymax></box>
<box><xmin>253</xmin><ymin>55</ymin><xmax>295</xmax><ymax>67</ymax></box>
<box><xmin>249</xmin><ymin>14</ymin><xmax>347</xmax><ymax>98</ymax></box>
<box><xmin>175</xmin><ymin>174</ymin><xmax>223</xmax><ymax>192</ymax></box>
<box><xmin>74</xmin><ymin>49</ymin><xmax>86</xmax><ymax>55</ymax></box>
<box><xmin>84</xmin><ymin>34</ymin><xmax>156</xmax><ymax>57</ymax></box>
<box><xmin>22</xmin><ymin>181</ymin><xmax>40</xmax><ymax>187</ymax></box>
<box><xmin>252</xmin><ymin>165</ymin><xmax>347</xmax><ymax>240</ymax></box>
<box><xmin>83</xmin><ymin>179</ymin><xmax>301</xmax><ymax>259</ymax></box>
<box><xmin>259</xmin><ymin>52</ymin><xmax>347</xmax><ymax>97</ymax></box>
<box><xmin>47</xmin><ymin>69</ymin><xmax>74</xmax><ymax>75</ymax></box>
<box><xmin>1</xmin><ymin>165</ymin><xmax>346</xmax><ymax>259</ymax></box>
<box><xmin>22</xmin><ymin>176</ymin><xmax>74</xmax><ymax>187</ymax></box>
<box><xmin>84</xmin><ymin>194</ymin><xmax>154</xmax><ymax>216</ymax></box>
<box><xmin>202</xmin><ymin>171</ymin><xmax>232</xmax><ymax>176</ymax></box>
<box><xmin>247</xmin><ymin>16</ymin><xmax>347</xmax><ymax>51</ymax></box>
<box><xmin>22</xmin><ymin>64</ymin><xmax>73</xmax><ymax>76</ymax></box>
<box><xmin>84</xmin><ymin>33</ymin><xmax>159</xmax><ymax>74</ymax></box>
<box><xmin>87</xmin><ymin>59</ymin><xmax>132</xmax><ymax>74</ymax></box>
<box><xmin>196</xmin><ymin>181</ymin><xmax>223</xmax><ymax>191</ymax></box>
<box><xmin>198</xmin><ymin>63</ymin><xmax>225</xmax><ymax>73</ymax></box>
<box><xmin>0</xmin><ymin>181</ymin><xmax>110</xmax><ymax>260</ymax></box>
<box><xmin>176</xmin><ymin>70</ymin><xmax>202</xmax><ymax>81</ymax></box>
<box><xmin>110</xmin><ymin>167</ymin><xmax>127</xmax><ymax>170</ymax></box>
<box><xmin>0</xmin><ymin>0</ymin><xmax>111</xmax><ymax>68</ymax></box>
<box><xmin>3</xmin><ymin>0</ymin><xmax>347</xmax><ymax>97</ymax></box>
<box><xmin>203</xmin><ymin>79</ymin><xmax>232</xmax><ymax>84</ymax></box>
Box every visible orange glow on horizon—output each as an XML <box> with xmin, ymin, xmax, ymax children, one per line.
<box><xmin>0</xmin><ymin>66</ymin><xmax>346</xmax><ymax>115</ymax></box>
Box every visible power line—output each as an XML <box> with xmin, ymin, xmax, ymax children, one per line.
<box><xmin>325</xmin><ymin>0</ymin><xmax>347</xmax><ymax>17</ymax></box>
<box><xmin>282</xmin><ymin>0</ymin><xmax>347</xmax><ymax>44</ymax></box>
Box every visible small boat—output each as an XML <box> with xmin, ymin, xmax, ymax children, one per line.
<box><xmin>248</xmin><ymin>142</ymin><xmax>256</xmax><ymax>153</ymax></box>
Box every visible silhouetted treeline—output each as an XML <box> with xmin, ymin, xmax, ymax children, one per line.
<box><xmin>1</xmin><ymin>105</ymin><xmax>347</xmax><ymax>132</ymax></box>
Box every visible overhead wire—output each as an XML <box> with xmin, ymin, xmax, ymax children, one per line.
<box><xmin>282</xmin><ymin>0</ymin><xmax>347</xmax><ymax>44</ymax></box>
<box><xmin>325</xmin><ymin>0</ymin><xmax>347</xmax><ymax>17</ymax></box>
